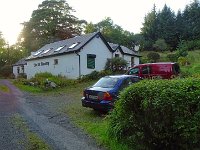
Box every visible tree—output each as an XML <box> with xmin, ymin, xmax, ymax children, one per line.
<box><xmin>84</xmin><ymin>17</ymin><xmax>135</xmax><ymax>49</ymax></box>
<box><xmin>19</xmin><ymin>0</ymin><xmax>86</xmax><ymax>53</ymax></box>
<box><xmin>141</xmin><ymin>4</ymin><xmax>158</xmax><ymax>50</ymax></box>
<box><xmin>153</xmin><ymin>39</ymin><xmax>168</xmax><ymax>51</ymax></box>
<box><xmin>156</xmin><ymin>4</ymin><xmax>177</xmax><ymax>50</ymax></box>
<box><xmin>0</xmin><ymin>32</ymin><xmax>7</xmax><ymax>68</ymax></box>
<box><xmin>182</xmin><ymin>0</ymin><xmax>200</xmax><ymax>40</ymax></box>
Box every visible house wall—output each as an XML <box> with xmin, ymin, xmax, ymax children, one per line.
<box><xmin>79</xmin><ymin>36</ymin><xmax>112</xmax><ymax>75</ymax></box>
<box><xmin>113</xmin><ymin>49</ymin><xmax>123</xmax><ymax>58</ymax></box>
<box><xmin>26</xmin><ymin>53</ymin><xmax>79</xmax><ymax>79</ymax></box>
<box><xmin>26</xmin><ymin>35</ymin><xmax>112</xmax><ymax>79</ymax></box>
<box><xmin>124</xmin><ymin>55</ymin><xmax>140</xmax><ymax>68</ymax></box>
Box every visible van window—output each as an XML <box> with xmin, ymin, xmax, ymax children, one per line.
<box><xmin>172</xmin><ymin>63</ymin><xmax>180</xmax><ymax>74</ymax></box>
<box><xmin>128</xmin><ymin>67</ymin><xmax>139</xmax><ymax>75</ymax></box>
<box><xmin>142</xmin><ymin>66</ymin><xmax>151</xmax><ymax>74</ymax></box>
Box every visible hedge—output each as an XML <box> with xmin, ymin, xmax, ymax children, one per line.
<box><xmin>108</xmin><ymin>78</ymin><xmax>200</xmax><ymax>149</ymax></box>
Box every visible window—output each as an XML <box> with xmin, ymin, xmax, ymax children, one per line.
<box><xmin>87</xmin><ymin>54</ymin><xmax>96</xmax><ymax>69</ymax></box>
<box><xmin>33</xmin><ymin>50</ymin><xmax>42</xmax><ymax>56</ymax></box>
<box><xmin>54</xmin><ymin>45</ymin><xmax>65</xmax><ymax>52</ymax></box>
<box><xmin>68</xmin><ymin>42</ymin><xmax>80</xmax><ymax>49</ymax></box>
<box><xmin>54</xmin><ymin>59</ymin><xmax>58</xmax><ymax>65</ymax></box>
<box><xmin>17</xmin><ymin>67</ymin><xmax>20</xmax><ymax>73</ymax></box>
<box><xmin>142</xmin><ymin>66</ymin><xmax>151</xmax><ymax>74</ymax></box>
<box><xmin>42</xmin><ymin>49</ymin><xmax>51</xmax><ymax>54</ymax></box>
<box><xmin>115</xmin><ymin>54</ymin><xmax>119</xmax><ymax>57</ymax></box>
<box><xmin>128</xmin><ymin>67</ymin><xmax>139</xmax><ymax>75</ymax></box>
<box><xmin>21</xmin><ymin>66</ymin><xmax>24</xmax><ymax>73</ymax></box>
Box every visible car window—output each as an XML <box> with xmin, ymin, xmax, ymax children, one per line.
<box><xmin>93</xmin><ymin>77</ymin><xmax>119</xmax><ymax>88</ymax></box>
<box><xmin>119</xmin><ymin>78</ymin><xmax>132</xmax><ymax>91</ymax></box>
<box><xmin>142</xmin><ymin>66</ymin><xmax>151</xmax><ymax>74</ymax></box>
<box><xmin>128</xmin><ymin>67</ymin><xmax>139</xmax><ymax>75</ymax></box>
<box><xmin>131</xmin><ymin>77</ymin><xmax>141</xmax><ymax>82</ymax></box>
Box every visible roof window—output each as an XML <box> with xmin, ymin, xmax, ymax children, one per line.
<box><xmin>68</xmin><ymin>42</ymin><xmax>79</xmax><ymax>49</ymax></box>
<box><xmin>42</xmin><ymin>49</ymin><xmax>51</xmax><ymax>54</ymax></box>
<box><xmin>33</xmin><ymin>50</ymin><xmax>43</xmax><ymax>56</ymax></box>
<box><xmin>54</xmin><ymin>45</ymin><xmax>65</xmax><ymax>52</ymax></box>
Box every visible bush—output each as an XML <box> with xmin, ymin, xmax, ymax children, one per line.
<box><xmin>178</xmin><ymin>57</ymin><xmax>190</xmax><ymax>66</ymax></box>
<box><xmin>105</xmin><ymin>57</ymin><xmax>127</xmax><ymax>72</ymax></box>
<box><xmin>153</xmin><ymin>39</ymin><xmax>168</xmax><ymax>51</ymax></box>
<box><xmin>108</xmin><ymin>78</ymin><xmax>200</xmax><ymax>149</ymax></box>
<box><xmin>29</xmin><ymin>72</ymin><xmax>75</xmax><ymax>89</ymax></box>
<box><xmin>147</xmin><ymin>52</ymin><xmax>160</xmax><ymax>63</ymax></box>
<box><xmin>167</xmin><ymin>53</ymin><xmax>178</xmax><ymax>62</ymax></box>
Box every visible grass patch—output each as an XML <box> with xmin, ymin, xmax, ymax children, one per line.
<box><xmin>0</xmin><ymin>85</ymin><xmax>10</xmax><ymax>93</ymax></box>
<box><xmin>11</xmin><ymin>114</ymin><xmax>51</xmax><ymax>150</ymax></box>
<box><xmin>14</xmin><ymin>83</ymin><xmax>43</xmax><ymax>93</ymax></box>
<box><xmin>61</xmin><ymin>81</ymin><xmax>130</xmax><ymax>150</ymax></box>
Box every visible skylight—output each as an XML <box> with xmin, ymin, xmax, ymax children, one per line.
<box><xmin>54</xmin><ymin>45</ymin><xmax>65</xmax><ymax>52</ymax></box>
<box><xmin>68</xmin><ymin>42</ymin><xmax>79</xmax><ymax>49</ymax></box>
<box><xmin>33</xmin><ymin>50</ymin><xmax>43</xmax><ymax>56</ymax></box>
<box><xmin>42</xmin><ymin>49</ymin><xmax>51</xmax><ymax>54</ymax></box>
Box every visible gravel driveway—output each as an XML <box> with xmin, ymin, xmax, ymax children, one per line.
<box><xmin>0</xmin><ymin>80</ymin><xmax>105</xmax><ymax>150</ymax></box>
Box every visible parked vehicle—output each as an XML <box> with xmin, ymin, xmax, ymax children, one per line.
<box><xmin>127</xmin><ymin>62</ymin><xmax>180</xmax><ymax>79</ymax></box>
<box><xmin>81</xmin><ymin>75</ymin><xmax>141</xmax><ymax>112</ymax></box>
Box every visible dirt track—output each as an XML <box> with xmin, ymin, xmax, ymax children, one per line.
<box><xmin>0</xmin><ymin>80</ymin><xmax>104</xmax><ymax>150</ymax></box>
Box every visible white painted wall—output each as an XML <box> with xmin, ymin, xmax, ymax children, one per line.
<box><xmin>124</xmin><ymin>55</ymin><xmax>140</xmax><ymax>68</ymax></box>
<box><xmin>79</xmin><ymin>36</ymin><xmax>112</xmax><ymax>76</ymax></box>
<box><xmin>26</xmin><ymin>53</ymin><xmax>79</xmax><ymax>79</ymax></box>
<box><xmin>113</xmin><ymin>48</ymin><xmax>123</xmax><ymax>58</ymax></box>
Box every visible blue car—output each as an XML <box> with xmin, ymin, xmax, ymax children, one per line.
<box><xmin>81</xmin><ymin>75</ymin><xmax>141</xmax><ymax>112</ymax></box>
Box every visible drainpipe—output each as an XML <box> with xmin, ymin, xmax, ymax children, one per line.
<box><xmin>75</xmin><ymin>51</ymin><xmax>81</xmax><ymax>78</ymax></box>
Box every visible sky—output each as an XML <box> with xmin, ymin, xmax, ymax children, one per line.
<box><xmin>0</xmin><ymin>0</ymin><xmax>192</xmax><ymax>45</ymax></box>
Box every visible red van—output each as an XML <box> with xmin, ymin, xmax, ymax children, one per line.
<box><xmin>127</xmin><ymin>62</ymin><xmax>180</xmax><ymax>79</ymax></box>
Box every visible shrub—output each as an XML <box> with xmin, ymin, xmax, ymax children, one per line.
<box><xmin>108</xmin><ymin>78</ymin><xmax>200</xmax><ymax>149</ymax></box>
<box><xmin>147</xmin><ymin>52</ymin><xmax>160</xmax><ymax>63</ymax></box>
<box><xmin>105</xmin><ymin>57</ymin><xmax>127</xmax><ymax>72</ymax></box>
<box><xmin>167</xmin><ymin>53</ymin><xmax>178</xmax><ymax>62</ymax></box>
<box><xmin>178</xmin><ymin>57</ymin><xmax>189</xmax><ymax>66</ymax></box>
<box><xmin>29</xmin><ymin>72</ymin><xmax>75</xmax><ymax>89</ymax></box>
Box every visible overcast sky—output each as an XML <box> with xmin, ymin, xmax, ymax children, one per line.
<box><xmin>0</xmin><ymin>0</ymin><xmax>192</xmax><ymax>45</ymax></box>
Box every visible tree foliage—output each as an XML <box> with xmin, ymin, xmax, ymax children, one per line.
<box><xmin>19</xmin><ymin>0</ymin><xmax>86</xmax><ymax>53</ymax></box>
<box><xmin>141</xmin><ymin>0</ymin><xmax>200</xmax><ymax>51</ymax></box>
<box><xmin>84</xmin><ymin>17</ymin><xmax>136</xmax><ymax>49</ymax></box>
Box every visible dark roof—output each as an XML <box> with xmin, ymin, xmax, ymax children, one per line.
<box><xmin>13</xmin><ymin>58</ymin><xmax>27</xmax><ymax>66</ymax></box>
<box><xmin>26</xmin><ymin>32</ymin><xmax>112</xmax><ymax>60</ymax></box>
<box><xmin>108</xmin><ymin>42</ymin><xmax>141</xmax><ymax>57</ymax></box>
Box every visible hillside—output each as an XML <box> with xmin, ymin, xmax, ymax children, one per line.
<box><xmin>140</xmin><ymin>50</ymin><xmax>200</xmax><ymax>75</ymax></box>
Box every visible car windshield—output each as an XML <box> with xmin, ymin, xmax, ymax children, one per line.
<box><xmin>93</xmin><ymin>77</ymin><xmax>119</xmax><ymax>88</ymax></box>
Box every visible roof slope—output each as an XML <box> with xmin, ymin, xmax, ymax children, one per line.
<box><xmin>13</xmin><ymin>58</ymin><xmax>27</xmax><ymax>66</ymax></box>
<box><xmin>108</xmin><ymin>42</ymin><xmax>141</xmax><ymax>57</ymax></box>
<box><xmin>26</xmin><ymin>32</ymin><xmax>109</xmax><ymax>60</ymax></box>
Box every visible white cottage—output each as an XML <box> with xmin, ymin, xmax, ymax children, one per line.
<box><xmin>16</xmin><ymin>32</ymin><xmax>141</xmax><ymax>79</ymax></box>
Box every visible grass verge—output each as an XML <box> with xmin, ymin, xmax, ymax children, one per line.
<box><xmin>11</xmin><ymin>114</ymin><xmax>51</xmax><ymax>150</ymax></box>
<box><xmin>0</xmin><ymin>85</ymin><xmax>10</xmax><ymax>92</ymax></box>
